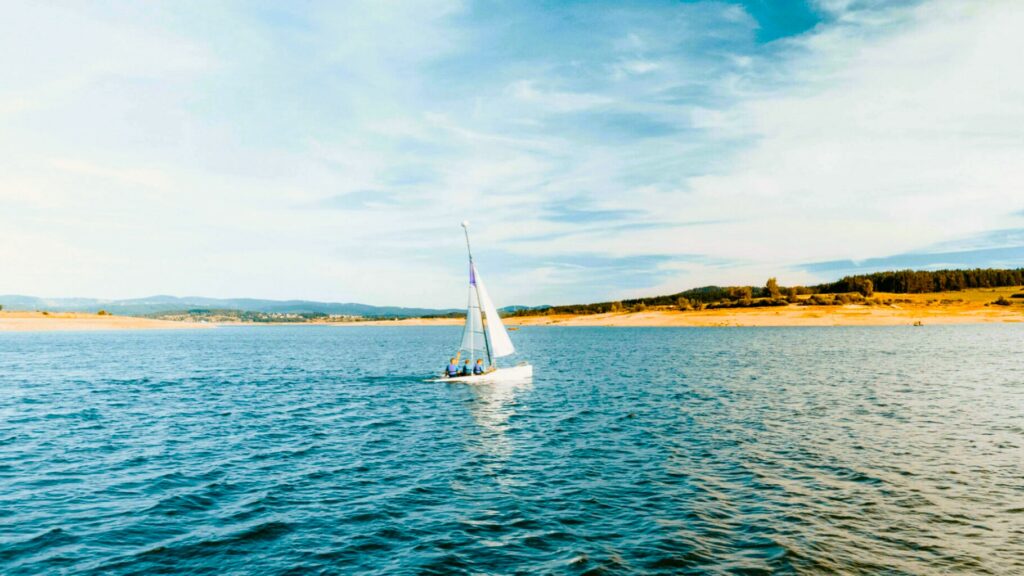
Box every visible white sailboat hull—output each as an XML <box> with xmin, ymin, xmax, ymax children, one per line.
<box><xmin>429</xmin><ymin>363</ymin><xmax>533</xmax><ymax>384</ymax></box>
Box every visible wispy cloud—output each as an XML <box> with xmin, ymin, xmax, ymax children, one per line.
<box><xmin>312</xmin><ymin>190</ymin><xmax>399</xmax><ymax>210</ymax></box>
<box><xmin>804</xmin><ymin>246</ymin><xmax>1024</xmax><ymax>275</ymax></box>
<box><xmin>611</xmin><ymin>59</ymin><xmax>660</xmax><ymax>79</ymax></box>
<box><xmin>2</xmin><ymin>1</ymin><xmax>1022</xmax><ymax>305</ymax></box>
<box><xmin>49</xmin><ymin>158</ymin><xmax>171</xmax><ymax>191</ymax></box>
<box><xmin>540</xmin><ymin>201</ymin><xmax>644</xmax><ymax>224</ymax></box>
<box><xmin>508</xmin><ymin>80</ymin><xmax>614</xmax><ymax>113</ymax></box>
<box><xmin>803</xmin><ymin>228</ymin><xmax>1024</xmax><ymax>275</ymax></box>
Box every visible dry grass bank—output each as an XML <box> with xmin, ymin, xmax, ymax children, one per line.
<box><xmin>341</xmin><ymin>287</ymin><xmax>1024</xmax><ymax>327</ymax></box>
<box><xmin>508</xmin><ymin>288</ymin><xmax>1024</xmax><ymax>327</ymax></box>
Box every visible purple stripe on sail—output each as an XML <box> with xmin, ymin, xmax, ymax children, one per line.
<box><xmin>469</xmin><ymin>264</ymin><xmax>476</xmax><ymax>286</ymax></box>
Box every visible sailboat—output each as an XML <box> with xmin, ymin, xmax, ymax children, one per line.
<box><xmin>430</xmin><ymin>222</ymin><xmax>533</xmax><ymax>383</ymax></box>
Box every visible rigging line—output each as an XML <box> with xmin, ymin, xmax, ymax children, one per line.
<box><xmin>473</xmin><ymin>267</ymin><xmax>493</xmax><ymax>367</ymax></box>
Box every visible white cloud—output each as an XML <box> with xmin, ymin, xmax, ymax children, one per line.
<box><xmin>508</xmin><ymin>80</ymin><xmax>614</xmax><ymax>112</ymax></box>
<box><xmin>676</xmin><ymin>1</ymin><xmax>1024</xmax><ymax>266</ymax></box>
<box><xmin>611</xmin><ymin>59</ymin><xmax>661</xmax><ymax>79</ymax></box>
<box><xmin>2</xmin><ymin>0</ymin><xmax>1022</xmax><ymax>306</ymax></box>
<box><xmin>480</xmin><ymin>0</ymin><xmax>1024</xmax><ymax>301</ymax></box>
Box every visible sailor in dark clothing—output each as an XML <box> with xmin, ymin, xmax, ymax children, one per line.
<box><xmin>473</xmin><ymin>359</ymin><xmax>485</xmax><ymax>375</ymax></box>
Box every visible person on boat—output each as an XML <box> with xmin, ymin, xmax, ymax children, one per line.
<box><xmin>460</xmin><ymin>359</ymin><xmax>472</xmax><ymax>376</ymax></box>
<box><xmin>445</xmin><ymin>358</ymin><xmax>460</xmax><ymax>378</ymax></box>
<box><xmin>473</xmin><ymin>359</ymin><xmax>485</xmax><ymax>375</ymax></box>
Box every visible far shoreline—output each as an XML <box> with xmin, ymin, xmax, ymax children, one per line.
<box><xmin>336</xmin><ymin>288</ymin><xmax>1024</xmax><ymax>327</ymax></box>
<box><xmin>2</xmin><ymin>288</ymin><xmax>1020</xmax><ymax>332</ymax></box>
<box><xmin>0</xmin><ymin>311</ymin><xmax>213</xmax><ymax>332</ymax></box>
<box><xmin>337</xmin><ymin>305</ymin><xmax>1021</xmax><ymax>328</ymax></box>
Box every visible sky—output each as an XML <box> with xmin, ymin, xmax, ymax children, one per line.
<box><xmin>2</xmin><ymin>0</ymin><xmax>1023</xmax><ymax>307</ymax></box>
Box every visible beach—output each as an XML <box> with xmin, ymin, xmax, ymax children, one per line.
<box><xmin>348</xmin><ymin>289</ymin><xmax>1023</xmax><ymax>328</ymax></box>
<box><xmin>3</xmin><ymin>289</ymin><xmax>1019</xmax><ymax>331</ymax></box>
<box><xmin>511</xmin><ymin>305</ymin><xmax>1021</xmax><ymax>327</ymax></box>
<box><xmin>0</xmin><ymin>311</ymin><xmax>212</xmax><ymax>332</ymax></box>
<box><xmin>347</xmin><ymin>305</ymin><xmax>1021</xmax><ymax>328</ymax></box>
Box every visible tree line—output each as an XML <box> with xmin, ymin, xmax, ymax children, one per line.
<box><xmin>816</xmin><ymin>268</ymin><xmax>1024</xmax><ymax>294</ymax></box>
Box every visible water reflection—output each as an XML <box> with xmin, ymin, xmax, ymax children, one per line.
<box><xmin>465</xmin><ymin>379</ymin><xmax>533</xmax><ymax>458</ymax></box>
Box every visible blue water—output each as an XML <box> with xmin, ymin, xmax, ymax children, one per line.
<box><xmin>1</xmin><ymin>326</ymin><xmax>1022</xmax><ymax>575</ymax></box>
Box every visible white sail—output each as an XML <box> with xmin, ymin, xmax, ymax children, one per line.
<box><xmin>459</xmin><ymin>284</ymin><xmax>486</xmax><ymax>354</ymax></box>
<box><xmin>473</xmin><ymin>265</ymin><xmax>515</xmax><ymax>358</ymax></box>
<box><xmin>427</xmin><ymin>222</ymin><xmax>531</xmax><ymax>382</ymax></box>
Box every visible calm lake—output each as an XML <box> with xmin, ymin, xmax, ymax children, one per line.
<box><xmin>1</xmin><ymin>325</ymin><xmax>1022</xmax><ymax>575</ymax></box>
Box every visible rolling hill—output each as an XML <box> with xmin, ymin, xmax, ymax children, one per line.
<box><xmin>0</xmin><ymin>295</ymin><xmax>461</xmax><ymax>318</ymax></box>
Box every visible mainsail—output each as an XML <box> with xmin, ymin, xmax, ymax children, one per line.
<box><xmin>459</xmin><ymin>268</ymin><xmax>486</xmax><ymax>355</ymax></box>
<box><xmin>473</xmin><ymin>265</ymin><xmax>515</xmax><ymax>358</ymax></box>
<box><xmin>457</xmin><ymin>221</ymin><xmax>516</xmax><ymax>367</ymax></box>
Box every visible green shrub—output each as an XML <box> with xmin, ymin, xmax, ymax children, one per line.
<box><xmin>803</xmin><ymin>294</ymin><xmax>837</xmax><ymax>306</ymax></box>
<box><xmin>726</xmin><ymin>286</ymin><xmax>754</xmax><ymax>301</ymax></box>
<box><xmin>993</xmin><ymin>297</ymin><xmax>1011</xmax><ymax>306</ymax></box>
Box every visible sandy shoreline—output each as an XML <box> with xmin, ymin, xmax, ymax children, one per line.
<box><xmin>2</xmin><ymin>289</ymin><xmax>1020</xmax><ymax>331</ymax></box>
<box><xmin>342</xmin><ymin>305</ymin><xmax>1021</xmax><ymax>327</ymax></box>
<box><xmin>343</xmin><ymin>289</ymin><xmax>1024</xmax><ymax>327</ymax></box>
<box><xmin>0</xmin><ymin>311</ymin><xmax>213</xmax><ymax>332</ymax></box>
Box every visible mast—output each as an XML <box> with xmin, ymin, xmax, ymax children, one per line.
<box><xmin>462</xmin><ymin>221</ymin><xmax>493</xmax><ymax>367</ymax></box>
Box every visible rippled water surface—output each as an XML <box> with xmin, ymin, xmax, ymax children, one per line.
<box><xmin>2</xmin><ymin>325</ymin><xmax>1022</xmax><ymax>574</ymax></box>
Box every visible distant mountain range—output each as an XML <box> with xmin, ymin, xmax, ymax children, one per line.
<box><xmin>0</xmin><ymin>295</ymin><xmax>472</xmax><ymax>318</ymax></box>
